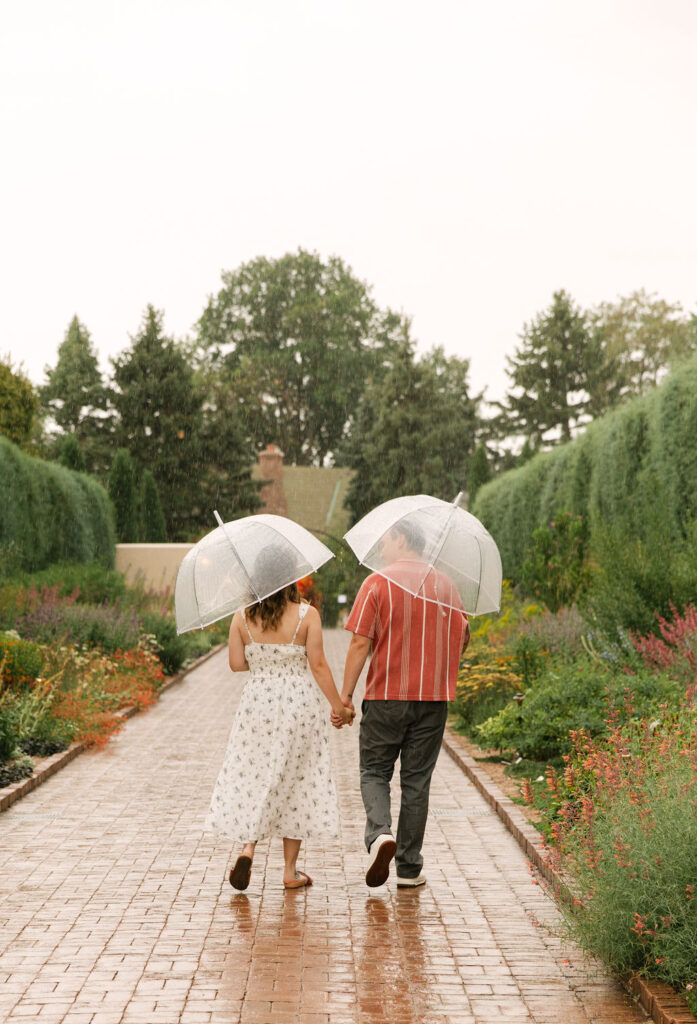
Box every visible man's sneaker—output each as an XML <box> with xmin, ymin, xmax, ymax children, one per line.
<box><xmin>365</xmin><ymin>834</ymin><xmax>397</xmax><ymax>887</ymax></box>
<box><xmin>396</xmin><ymin>874</ymin><xmax>426</xmax><ymax>888</ymax></box>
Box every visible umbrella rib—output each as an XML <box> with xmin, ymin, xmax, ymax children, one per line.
<box><xmin>213</xmin><ymin>510</ymin><xmax>261</xmax><ymax>603</ymax></box>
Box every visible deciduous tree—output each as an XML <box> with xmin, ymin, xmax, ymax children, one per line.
<box><xmin>197</xmin><ymin>249</ymin><xmax>398</xmax><ymax>465</ymax></box>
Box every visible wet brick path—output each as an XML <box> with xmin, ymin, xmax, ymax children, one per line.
<box><xmin>0</xmin><ymin>630</ymin><xmax>650</xmax><ymax>1024</ymax></box>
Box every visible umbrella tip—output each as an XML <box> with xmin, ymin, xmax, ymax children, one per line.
<box><xmin>453</xmin><ymin>491</ymin><xmax>464</xmax><ymax>508</ymax></box>
<box><xmin>213</xmin><ymin>510</ymin><xmax>224</xmax><ymax>527</ymax></box>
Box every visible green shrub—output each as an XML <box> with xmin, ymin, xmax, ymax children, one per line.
<box><xmin>0</xmin><ymin>707</ymin><xmax>19</xmax><ymax>762</ymax></box>
<box><xmin>0</xmin><ymin>437</ymin><xmax>115</xmax><ymax>573</ymax></box>
<box><xmin>0</xmin><ymin>631</ymin><xmax>44</xmax><ymax>686</ymax></box>
<box><xmin>521</xmin><ymin>511</ymin><xmax>589</xmax><ymax>613</ymax></box>
<box><xmin>141</xmin><ymin>613</ymin><xmax>191</xmax><ymax>674</ymax></box>
<box><xmin>477</xmin><ymin>658</ymin><xmax>683</xmax><ymax>760</ymax></box>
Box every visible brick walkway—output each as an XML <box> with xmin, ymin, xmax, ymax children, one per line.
<box><xmin>0</xmin><ymin>631</ymin><xmax>650</xmax><ymax>1024</ymax></box>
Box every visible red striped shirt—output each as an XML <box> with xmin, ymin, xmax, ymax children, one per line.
<box><xmin>344</xmin><ymin>561</ymin><xmax>470</xmax><ymax>701</ymax></box>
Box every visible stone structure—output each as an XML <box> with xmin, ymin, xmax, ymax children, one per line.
<box><xmin>257</xmin><ymin>443</ymin><xmax>288</xmax><ymax>516</ymax></box>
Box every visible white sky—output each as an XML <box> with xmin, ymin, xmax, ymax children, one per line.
<box><xmin>2</xmin><ymin>0</ymin><xmax>696</xmax><ymax>405</ymax></box>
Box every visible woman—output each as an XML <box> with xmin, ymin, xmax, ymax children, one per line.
<box><xmin>204</xmin><ymin>555</ymin><xmax>354</xmax><ymax>890</ymax></box>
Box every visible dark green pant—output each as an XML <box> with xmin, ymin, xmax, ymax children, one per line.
<box><xmin>359</xmin><ymin>699</ymin><xmax>448</xmax><ymax>879</ymax></box>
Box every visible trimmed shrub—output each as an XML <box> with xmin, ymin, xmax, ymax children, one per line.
<box><xmin>140</xmin><ymin>470</ymin><xmax>167</xmax><ymax>542</ymax></box>
<box><xmin>16</xmin><ymin>602</ymin><xmax>141</xmax><ymax>653</ymax></box>
<box><xmin>473</xmin><ymin>354</ymin><xmax>697</xmax><ymax>633</ymax></box>
<box><xmin>108</xmin><ymin>448</ymin><xmax>138</xmax><ymax>543</ymax></box>
<box><xmin>0</xmin><ymin>437</ymin><xmax>115</xmax><ymax>573</ymax></box>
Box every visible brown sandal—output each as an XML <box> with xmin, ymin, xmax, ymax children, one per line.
<box><xmin>284</xmin><ymin>871</ymin><xmax>313</xmax><ymax>890</ymax></box>
<box><xmin>229</xmin><ymin>855</ymin><xmax>252</xmax><ymax>890</ymax></box>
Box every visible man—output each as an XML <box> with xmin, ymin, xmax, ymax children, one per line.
<box><xmin>333</xmin><ymin>520</ymin><xmax>470</xmax><ymax>888</ymax></box>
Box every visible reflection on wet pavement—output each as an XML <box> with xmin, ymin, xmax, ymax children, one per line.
<box><xmin>0</xmin><ymin>633</ymin><xmax>650</xmax><ymax>1023</ymax></box>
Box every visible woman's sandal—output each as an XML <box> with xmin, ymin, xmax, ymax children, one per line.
<box><xmin>284</xmin><ymin>871</ymin><xmax>313</xmax><ymax>890</ymax></box>
<box><xmin>229</xmin><ymin>854</ymin><xmax>252</xmax><ymax>891</ymax></box>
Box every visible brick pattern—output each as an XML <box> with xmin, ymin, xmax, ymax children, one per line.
<box><xmin>0</xmin><ymin>631</ymin><xmax>651</xmax><ymax>1023</ymax></box>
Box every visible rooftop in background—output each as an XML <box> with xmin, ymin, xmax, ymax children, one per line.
<box><xmin>252</xmin><ymin>449</ymin><xmax>354</xmax><ymax>540</ymax></box>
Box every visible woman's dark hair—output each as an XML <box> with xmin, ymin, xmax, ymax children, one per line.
<box><xmin>247</xmin><ymin>582</ymin><xmax>300</xmax><ymax>631</ymax></box>
<box><xmin>246</xmin><ymin>544</ymin><xmax>301</xmax><ymax>631</ymax></box>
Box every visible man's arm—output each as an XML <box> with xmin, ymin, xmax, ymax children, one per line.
<box><xmin>330</xmin><ymin>632</ymin><xmax>372</xmax><ymax>728</ymax></box>
<box><xmin>342</xmin><ymin>632</ymin><xmax>372</xmax><ymax>702</ymax></box>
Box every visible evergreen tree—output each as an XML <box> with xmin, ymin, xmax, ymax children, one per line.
<box><xmin>498</xmin><ymin>290</ymin><xmax>594</xmax><ymax>446</ymax></box>
<box><xmin>111</xmin><ymin>306</ymin><xmax>205</xmax><ymax>539</ymax></box>
<box><xmin>41</xmin><ymin>316</ymin><xmax>110</xmax><ymax>469</ymax></box>
<box><xmin>344</xmin><ymin>341</ymin><xmax>479</xmax><ymax>523</ymax></box>
<box><xmin>108</xmin><ymin>448</ymin><xmax>138</xmax><ymax>542</ymax></box>
<box><xmin>58</xmin><ymin>433</ymin><xmax>86</xmax><ymax>473</ymax></box>
<box><xmin>467</xmin><ymin>442</ymin><xmax>491</xmax><ymax>506</ymax></box>
<box><xmin>0</xmin><ymin>360</ymin><xmax>38</xmax><ymax>447</ymax></box>
<box><xmin>140</xmin><ymin>470</ymin><xmax>167</xmax><ymax>542</ymax></box>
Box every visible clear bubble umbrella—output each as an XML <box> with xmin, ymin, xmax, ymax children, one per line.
<box><xmin>343</xmin><ymin>492</ymin><xmax>502</xmax><ymax>616</ymax></box>
<box><xmin>175</xmin><ymin>511</ymin><xmax>334</xmax><ymax>634</ymax></box>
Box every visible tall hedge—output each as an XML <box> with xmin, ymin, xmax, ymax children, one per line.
<box><xmin>472</xmin><ymin>353</ymin><xmax>697</xmax><ymax>583</ymax></box>
<box><xmin>0</xmin><ymin>437</ymin><xmax>115</xmax><ymax>573</ymax></box>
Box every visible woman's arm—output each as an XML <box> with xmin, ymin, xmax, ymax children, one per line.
<box><xmin>305</xmin><ymin>607</ymin><xmax>354</xmax><ymax>724</ymax></box>
<box><xmin>228</xmin><ymin>612</ymin><xmax>250</xmax><ymax>672</ymax></box>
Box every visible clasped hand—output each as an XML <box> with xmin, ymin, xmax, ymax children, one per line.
<box><xmin>330</xmin><ymin>697</ymin><xmax>355</xmax><ymax>729</ymax></box>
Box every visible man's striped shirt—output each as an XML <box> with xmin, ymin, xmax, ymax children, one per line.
<box><xmin>344</xmin><ymin>561</ymin><xmax>470</xmax><ymax>701</ymax></box>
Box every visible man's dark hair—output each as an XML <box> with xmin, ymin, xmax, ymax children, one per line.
<box><xmin>390</xmin><ymin>519</ymin><xmax>426</xmax><ymax>556</ymax></box>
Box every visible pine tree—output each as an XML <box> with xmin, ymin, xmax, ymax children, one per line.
<box><xmin>140</xmin><ymin>470</ymin><xmax>167</xmax><ymax>542</ymax></box>
<box><xmin>111</xmin><ymin>306</ymin><xmax>205</xmax><ymax>539</ymax></box>
<box><xmin>499</xmin><ymin>290</ymin><xmax>593</xmax><ymax>446</ymax></box>
<box><xmin>108</xmin><ymin>449</ymin><xmax>138</xmax><ymax>542</ymax></box>
<box><xmin>58</xmin><ymin>433</ymin><xmax>86</xmax><ymax>473</ymax></box>
<box><xmin>41</xmin><ymin>317</ymin><xmax>110</xmax><ymax>470</ymax></box>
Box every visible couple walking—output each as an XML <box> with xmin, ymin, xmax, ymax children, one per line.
<box><xmin>204</xmin><ymin>520</ymin><xmax>470</xmax><ymax>891</ymax></box>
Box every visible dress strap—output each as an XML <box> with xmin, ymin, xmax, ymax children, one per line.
<box><xmin>241</xmin><ymin>608</ymin><xmax>255</xmax><ymax>642</ymax></box>
<box><xmin>290</xmin><ymin>602</ymin><xmax>309</xmax><ymax>644</ymax></box>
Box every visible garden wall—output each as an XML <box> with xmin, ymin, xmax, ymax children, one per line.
<box><xmin>0</xmin><ymin>437</ymin><xmax>116</xmax><ymax>573</ymax></box>
<box><xmin>115</xmin><ymin>543</ymin><xmax>193</xmax><ymax>592</ymax></box>
<box><xmin>472</xmin><ymin>353</ymin><xmax>697</xmax><ymax>582</ymax></box>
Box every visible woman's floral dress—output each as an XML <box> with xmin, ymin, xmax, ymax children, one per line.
<box><xmin>204</xmin><ymin>603</ymin><xmax>339</xmax><ymax>841</ymax></box>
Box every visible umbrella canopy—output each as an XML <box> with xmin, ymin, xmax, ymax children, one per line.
<box><xmin>343</xmin><ymin>492</ymin><xmax>502</xmax><ymax>616</ymax></box>
<box><xmin>175</xmin><ymin>512</ymin><xmax>334</xmax><ymax>634</ymax></box>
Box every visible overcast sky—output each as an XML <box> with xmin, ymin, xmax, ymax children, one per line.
<box><xmin>2</xmin><ymin>0</ymin><xmax>696</xmax><ymax>406</ymax></box>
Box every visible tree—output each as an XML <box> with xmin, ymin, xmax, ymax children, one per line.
<box><xmin>197</xmin><ymin>249</ymin><xmax>398</xmax><ymax>465</ymax></box>
<box><xmin>41</xmin><ymin>316</ymin><xmax>111</xmax><ymax>469</ymax></box>
<box><xmin>498</xmin><ymin>290</ymin><xmax>595</xmax><ymax>447</ymax></box>
<box><xmin>589</xmin><ymin>290</ymin><xmax>695</xmax><ymax>401</ymax></box>
<box><xmin>109</xmin><ymin>449</ymin><xmax>138</xmax><ymax>542</ymax></box>
<box><xmin>467</xmin><ymin>442</ymin><xmax>491</xmax><ymax>506</ymax></box>
<box><xmin>140</xmin><ymin>470</ymin><xmax>167</xmax><ymax>542</ymax></box>
<box><xmin>0</xmin><ymin>359</ymin><xmax>38</xmax><ymax>448</ymax></box>
<box><xmin>112</xmin><ymin>305</ymin><xmax>258</xmax><ymax>539</ymax></box>
<box><xmin>344</xmin><ymin>341</ymin><xmax>480</xmax><ymax>523</ymax></box>
<box><xmin>111</xmin><ymin>306</ymin><xmax>207</xmax><ymax>539</ymax></box>
<box><xmin>58</xmin><ymin>433</ymin><xmax>86</xmax><ymax>473</ymax></box>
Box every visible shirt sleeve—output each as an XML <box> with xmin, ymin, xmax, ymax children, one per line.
<box><xmin>344</xmin><ymin>579</ymin><xmax>378</xmax><ymax>638</ymax></box>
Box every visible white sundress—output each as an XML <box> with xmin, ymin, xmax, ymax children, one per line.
<box><xmin>204</xmin><ymin>602</ymin><xmax>339</xmax><ymax>842</ymax></box>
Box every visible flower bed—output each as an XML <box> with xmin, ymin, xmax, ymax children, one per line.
<box><xmin>0</xmin><ymin>563</ymin><xmax>227</xmax><ymax>782</ymax></box>
<box><xmin>453</xmin><ymin>593</ymin><xmax>697</xmax><ymax>1014</ymax></box>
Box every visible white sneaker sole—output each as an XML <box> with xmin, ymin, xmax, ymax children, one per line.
<box><xmin>365</xmin><ymin>837</ymin><xmax>397</xmax><ymax>887</ymax></box>
<box><xmin>396</xmin><ymin>876</ymin><xmax>426</xmax><ymax>888</ymax></box>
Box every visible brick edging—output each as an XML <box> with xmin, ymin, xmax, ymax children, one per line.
<box><xmin>441</xmin><ymin>726</ymin><xmax>695</xmax><ymax>1024</ymax></box>
<box><xmin>0</xmin><ymin>643</ymin><xmax>226</xmax><ymax>814</ymax></box>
